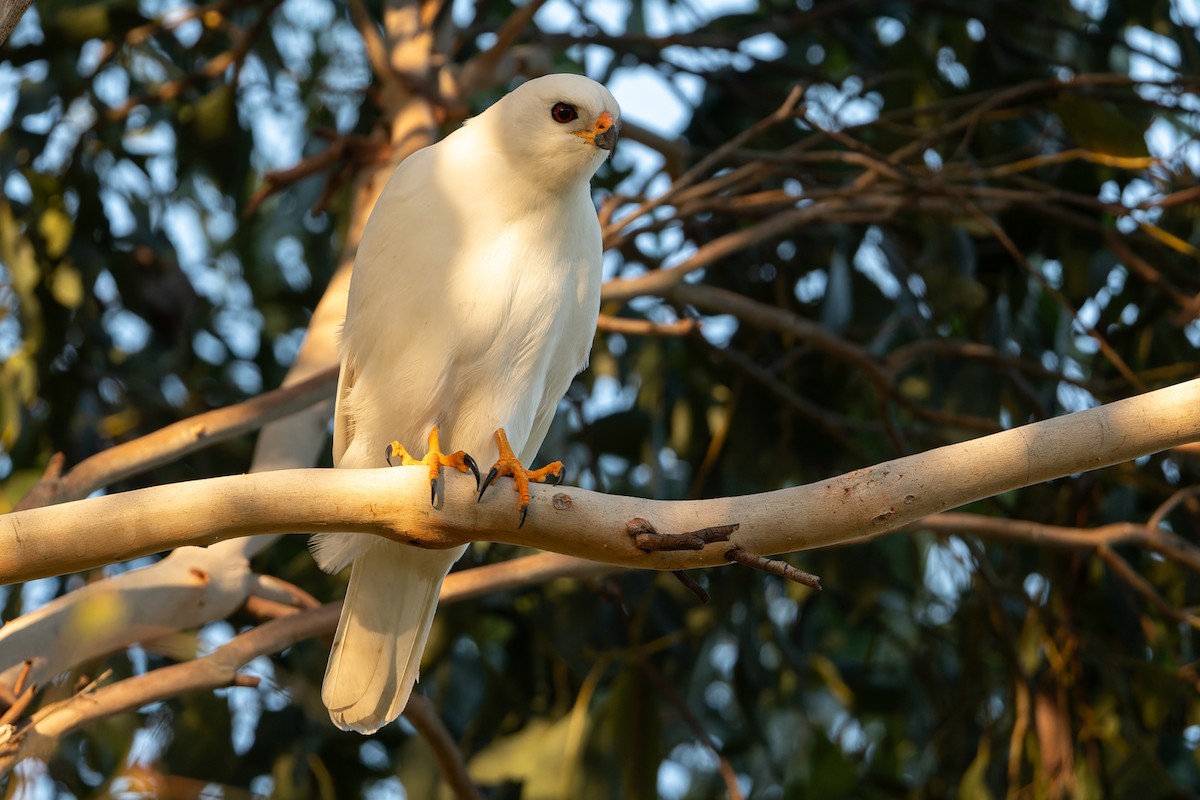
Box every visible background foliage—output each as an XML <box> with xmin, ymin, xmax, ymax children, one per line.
<box><xmin>2</xmin><ymin>0</ymin><xmax>1200</xmax><ymax>797</ymax></box>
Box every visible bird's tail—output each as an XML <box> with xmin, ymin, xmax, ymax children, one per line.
<box><xmin>321</xmin><ymin>538</ymin><xmax>465</xmax><ymax>733</ymax></box>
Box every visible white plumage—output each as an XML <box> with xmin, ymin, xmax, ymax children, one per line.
<box><xmin>312</xmin><ymin>74</ymin><xmax>619</xmax><ymax>733</ymax></box>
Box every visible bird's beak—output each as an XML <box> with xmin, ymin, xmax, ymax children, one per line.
<box><xmin>576</xmin><ymin>112</ymin><xmax>619</xmax><ymax>160</ymax></box>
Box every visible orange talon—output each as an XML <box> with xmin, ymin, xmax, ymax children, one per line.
<box><xmin>477</xmin><ymin>428</ymin><xmax>564</xmax><ymax>527</ymax></box>
<box><xmin>385</xmin><ymin>425</ymin><xmax>480</xmax><ymax>505</ymax></box>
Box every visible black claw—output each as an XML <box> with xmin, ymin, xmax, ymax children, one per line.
<box><xmin>519</xmin><ymin>504</ymin><xmax>529</xmax><ymax>528</ymax></box>
<box><xmin>551</xmin><ymin>469</ymin><xmax>564</xmax><ymax>486</ymax></box>
<box><xmin>384</xmin><ymin>444</ymin><xmax>395</xmax><ymax>467</ymax></box>
<box><xmin>430</xmin><ymin>477</ymin><xmax>437</xmax><ymax>507</ymax></box>
<box><xmin>478</xmin><ymin>467</ymin><xmax>499</xmax><ymax>501</ymax></box>
<box><xmin>463</xmin><ymin>453</ymin><xmax>481</xmax><ymax>489</ymax></box>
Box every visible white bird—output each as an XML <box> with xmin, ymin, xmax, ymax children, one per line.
<box><xmin>311</xmin><ymin>74</ymin><xmax>620</xmax><ymax>734</ymax></box>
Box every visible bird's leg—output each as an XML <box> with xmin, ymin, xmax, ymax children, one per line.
<box><xmin>385</xmin><ymin>425</ymin><xmax>480</xmax><ymax>505</ymax></box>
<box><xmin>477</xmin><ymin>428</ymin><xmax>564</xmax><ymax>527</ymax></box>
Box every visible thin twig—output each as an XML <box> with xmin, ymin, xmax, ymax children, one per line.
<box><xmin>1147</xmin><ymin>486</ymin><xmax>1200</xmax><ymax>530</ymax></box>
<box><xmin>457</xmin><ymin>0</ymin><xmax>550</xmax><ymax>95</ymax></box>
<box><xmin>10</xmin><ymin>663</ymin><xmax>31</xmax><ymax>698</ymax></box>
<box><xmin>403</xmin><ymin>694</ymin><xmax>485</xmax><ymax>800</ymax></box>
<box><xmin>604</xmin><ymin>201</ymin><xmax>845</xmax><ymax>301</ymax></box>
<box><xmin>707</xmin><ymin>344</ymin><xmax>864</xmax><ymax>453</ymax></box>
<box><xmin>101</xmin><ymin>0</ymin><xmax>285</xmax><ymax>125</ymax></box>
<box><xmin>669</xmin><ymin>571</ymin><xmax>710</xmax><ymax>604</ymax></box>
<box><xmin>1098</xmin><ymin>546</ymin><xmax>1200</xmax><ymax>629</ymax></box>
<box><xmin>909</xmin><ymin>512</ymin><xmax>1200</xmax><ymax>576</ymax></box>
<box><xmin>599</xmin><ymin>86</ymin><xmax>804</xmax><ymax>252</ymax></box>
<box><xmin>961</xmin><ymin>199</ymin><xmax>1145</xmax><ymax>393</ymax></box>
<box><xmin>668</xmin><ymin>283</ymin><xmax>888</xmax><ymax>392</ymax></box>
<box><xmin>597</xmin><ymin>314</ymin><xmax>698</xmax><ymax>337</ymax></box>
<box><xmin>0</xmin><ymin>685</ymin><xmax>35</xmax><ymax>727</ymax></box>
<box><xmin>244</xmin><ymin>131</ymin><xmax>389</xmax><ymax>217</ymax></box>
<box><xmin>724</xmin><ymin>547</ymin><xmax>821</xmax><ymax>590</ymax></box>
<box><xmin>637</xmin><ymin>660</ymin><xmax>745</xmax><ymax>800</ymax></box>
<box><xmin>247</xmin><ymin>573</ymin><xmax>322</xmax><ymax>609</ymax></box>
<box><xmin>241</xmin><ymin>595</ymin><xmax>304</xmax><ymax>621</ymax></box>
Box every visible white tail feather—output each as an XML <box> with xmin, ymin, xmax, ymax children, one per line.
<box><xmin>309</xmin><ymin>532</ymin><xmax>362</xmax><ymax>574</ymax></box>
<box><xmin>322</xmin><ymin>539</ymin><xmax>466</xmax><ymax>733</ymax></box>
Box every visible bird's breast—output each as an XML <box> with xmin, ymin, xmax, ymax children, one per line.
<box><xmin>338</xmin><ymin>192</ymin><xmax>602</xmax><ymax>464</ymax></box>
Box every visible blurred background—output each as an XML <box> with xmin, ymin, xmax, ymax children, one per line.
<box><xmin>1</xmin><ymin>0</ymin><xmax>1199</xmax><ymax>796</ymax></box>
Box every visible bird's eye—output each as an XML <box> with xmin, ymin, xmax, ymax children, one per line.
<box><xmin>551</xmin><ymin>102</ymin><xmax>578</xmax><ymax>124</ymax></box>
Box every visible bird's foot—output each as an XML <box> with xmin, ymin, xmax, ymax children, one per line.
<box><xmin>477</xmin><ymin>427</ymin><xmax>563</xmax><ymax>527</ymax></box>
<box><xmin>385</xmin><ymin>425</ymin><xmax>480</xmax><ymax>505</ymax></box>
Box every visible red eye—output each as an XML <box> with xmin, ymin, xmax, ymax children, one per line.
<box><xmin>551</xmin><ymin>102</ymin><xmax>578</xmax><ymax>124</ymax></box>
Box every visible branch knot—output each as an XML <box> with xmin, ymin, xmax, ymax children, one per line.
<box><xmin>626</xmin><ymin>518</ymin><xmax>739</xmax><ymax>551</ymax></box>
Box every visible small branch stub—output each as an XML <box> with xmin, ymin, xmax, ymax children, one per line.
<box><xmin>626</xmin><ymin>518</ymin><xmax>738</xmax><ymax>603</ymax></box>
<box><xmin>725</xmin><ymin>546</ymin><xmax>822</xmax><ymax>590</ymax></box>
<box><xmin>627</xmin><ymin>518</ymin><xmax>740</xmax><ymax>551</ymax></box>
<box><xmin>0</xmin><ymin>685</ymin><xmax>35</xmax><ymax>727</ymax></box>
<box><xmin>0</xmin><ymin>661</ymin><xmax>31</xmax><ymax>710</ymax></box>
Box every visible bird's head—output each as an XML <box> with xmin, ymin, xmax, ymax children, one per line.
<box><xmin>483</xmin><ymin>73</ymin><xmax>621</xmax><ymax>183</ymax></box>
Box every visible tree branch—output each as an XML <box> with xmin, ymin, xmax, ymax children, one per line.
<box><xmin>14</xmin><ymin>366</ymin><xmax>337</xmax><ymax>512</ymax></box>
<box><xmin>596</xmin><ymin>313</ymin><xmax>697</xmax><ymax>337</ymax></box>
<box><xmin>0</xmin><ymin>550</ymin><xmax>618</xmax><ymax>771</ymax></box>
<box><xmin>403</xmin><ymin>694</ymin><xmax>485</xmax><ymax>800</ymax></box>
<box><xmin>457</xmin><ymin>0</ymin><xmax>550</xmax><ymax>95</ymax></box>
<box><xmin>0</xmin><ymin>0</ymin><xmax>33</xmax><ymax>47</ymax></box>
<box><xmin>3</xmin><ymin>378</ymin><xmax>1197</xmax><ymax>584</ymax></box>
<box><xmin>909</xmin><ymin>509</ymin><xmax>1200</xmax><ymax>574</ymax></box>
<box><xmin>6</xmin><ymin>603</ymin><xmax>339</xmax><ymax>767</ymax></box>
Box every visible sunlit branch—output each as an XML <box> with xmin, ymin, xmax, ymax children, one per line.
<box><xmin>3</xmin><ymin>378</ymin><xmax>1198</xmax><ymax>584</ymax></box>
<box><xmin>596</xmin><ymin>313</ymin><xmax>697</xmax><ymax>337</ymax></box>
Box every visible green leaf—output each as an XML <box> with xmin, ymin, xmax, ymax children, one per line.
<box><xmin>37</xmin><ymin>207</ymin><xmax>73</xmax><ymax>259</ymax></box>
<box><xmin>468</xmin><ymin>715</ymin><xmax>576</xmax><ymax>799</ymax></box>
<box><xmin>49</xmin><ymin>263</ymin><xmax>84</xmax><ymax>308</ymax></box>
<box><xmin>958</xmin><ymin>737</ymin><xmax>994</xmax><ymax>800</ymax></box>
